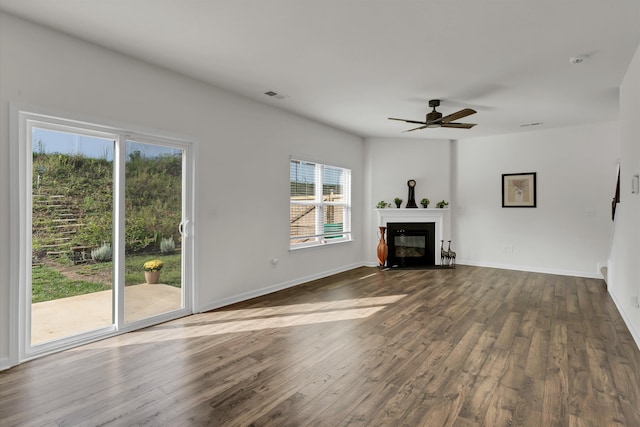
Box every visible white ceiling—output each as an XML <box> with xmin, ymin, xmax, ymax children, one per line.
<box><xmin>1</xmin><ymin>0</ymin><xmax>639</xmax><ymax>139</ymax></box>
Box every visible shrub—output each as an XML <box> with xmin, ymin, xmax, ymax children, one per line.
<box><xmin>160</xmin><ymin>236</ymin><xmax>175</xmax><ymax>254</ymax></box>
<box><xmin>91</xmin><ymin>242</ymin><xmax>112</xmax><ymax>262</ymax></box>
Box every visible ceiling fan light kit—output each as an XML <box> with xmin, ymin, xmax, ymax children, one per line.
<box><xmin>389</xmin><ymin>99</ymin><xmax>477</xmax><ymax>132</ymax></box>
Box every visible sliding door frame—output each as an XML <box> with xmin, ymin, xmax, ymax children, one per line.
<box><xmin>9</xmin><ymin>105</ymin><xmax>197</xmax><ymax>365</ymax></box>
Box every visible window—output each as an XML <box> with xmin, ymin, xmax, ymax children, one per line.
<box><xmin>290</xmin><ymin>159</ymin><xmax>351</xmax><ymax>248</ymax></box>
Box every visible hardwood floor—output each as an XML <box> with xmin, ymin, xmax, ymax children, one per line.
<box><xmin>2</xmin><ymin>266</ymin><xmax>640</xmax><ymax>426</ymax></box>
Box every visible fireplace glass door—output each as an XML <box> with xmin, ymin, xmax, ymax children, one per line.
<box><xmin>386</xmin><ymin>222</ymin><xmax>435</xmax><ymax>268</ymax></box>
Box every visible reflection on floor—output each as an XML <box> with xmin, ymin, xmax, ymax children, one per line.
<box><xmin>31</xmin><ymin>284</ymin><xmax>182</xmax><ymax>345</ymax></box>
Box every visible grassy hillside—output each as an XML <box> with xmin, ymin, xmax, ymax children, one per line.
<box><xmin>32</xmin><ymin>152</ymin><xmax>182</xmax><ymax>256</ymax></box>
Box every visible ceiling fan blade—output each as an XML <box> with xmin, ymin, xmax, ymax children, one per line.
<box><xmin>388</xmin><ymin>117</ymin><xmax>427</xmax><ymax>125</ymax></box>
<box><xmin>441</xmin><ymin>122</ymin><xmax>476</xmax><ymax>129</ymax></box>
<box><xmin>403</xmin><ymin>125</ymin><xmax>428</xmax><ymax>133</ymax></box>
<box><xmin>440</xmin><ymin>108</ymin><xmax>477</xmax><ymax>123</ymax></box>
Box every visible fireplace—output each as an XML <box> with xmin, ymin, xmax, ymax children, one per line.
<box><xmin>375</xmin><ymin>207</ymin><xmax>449</xmax><ymax>266</ymax></box>
<box><xmin>386</xmin><ymin>222</ymin><xmax>436</xmax><ymax>268</ymax></box>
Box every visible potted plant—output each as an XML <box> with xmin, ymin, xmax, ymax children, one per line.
<box><xmin>394</xmin><ymin>197</ymin><xmax>403</xmax><ymax>208</ymax></box>
<box><xmin>376</xmin><ymin>200</ymin><xmax>391</xmax><ymax>208</ymax></box>
<box><xmin>420</xmin><ymin>198</ymin><xmax>430</xmax><ymax>208</ymax></box>
<box><xmin>436</xmin><ymin>200</ymin><xmax>449</xmax><ymax>208</ymax></box>
<box><xmin>143</xmin><ymin>259</ymin><xmax>164</xmax><ymax>284</ymax></box>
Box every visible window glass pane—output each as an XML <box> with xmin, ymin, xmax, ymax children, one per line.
<box><xmin>290</xmin><ymin>160</ymin><xmax>316</xmax><ymax>201</ymax></box>
<box><xmin>322</xmin><ymin>165</ymin><xmax>345</xmax><ymax>201</ymax></box>
<box><xmin>124</xmin><ymin>141</ymin><xmax>183</xmax><ymax>323</ymax></box>
<box><xmin>290</xmin><ymin>204</ymin><xmax>316</xmax><ymax>240</ymax></box>
<box><xmin>324</xmin><ymin>205</ymin><xmax>344</xmax><ymax>238</ymax></box>
<box><xmin>31</xmin><ymin>127</ymin><xmax>114</xmax><ymax>345</ymax></box>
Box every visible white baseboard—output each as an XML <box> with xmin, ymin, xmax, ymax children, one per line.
<box><xmin>456</xmin><ymin>259</ymin><xmax>602</xmax><ymax>279</ymax></box>
<box><xmin>197</xmin><ymin>262</ymin><xmax>366</xmax><ymax>313</ymax></box>
<box><xmin>0</xmin><ymin>356</ymin><xmax>11</xmax><ymax>372</ymax></box>
<box><xmin>366</xmin><ymin>257</ymin><xmax>601</xmax><ymax>279</ymax></box>
<box><xmin>608</xmin><ymin>288</ymin><xmax>640</xmax><ymax>352</ymax></box>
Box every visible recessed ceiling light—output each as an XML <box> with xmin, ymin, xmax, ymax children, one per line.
<box><xmin>570</xmin><ymin>56</ymin><xmax>585</xmax><ymax>64</ymax></box>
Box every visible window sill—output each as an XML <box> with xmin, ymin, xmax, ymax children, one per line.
<box><xmin>289</xmin><ymin>238</ymin><xmax>353</xmax><ymax>251</ymax></box>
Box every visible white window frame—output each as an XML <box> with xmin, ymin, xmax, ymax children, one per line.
<box><xmin>290</xmin><ymin>158</ymin><xmax>352</xmax><ymax>250</ymax></box>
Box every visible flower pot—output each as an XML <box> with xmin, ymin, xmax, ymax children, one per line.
<box><xmin>145</xmin><ymin>270</ymin><xmax>160</xmax><ymax>284</ymax></box>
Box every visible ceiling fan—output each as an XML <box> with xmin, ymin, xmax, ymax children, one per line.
<box><xmin>389</xmin><ymin>99</ymin><xmax>477</xmax><ymax>132</ymax></box>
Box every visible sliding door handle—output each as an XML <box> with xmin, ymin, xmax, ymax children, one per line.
<box><xmin>179</xmin><ymin>220</ymin><xmax>190</xmax><ymax>237</ymax></box>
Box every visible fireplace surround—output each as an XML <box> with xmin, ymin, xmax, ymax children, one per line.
<box><xmin>375</xmin><ymin>208</ymin><xmax>449</xmax><ymax>267</ymax></box>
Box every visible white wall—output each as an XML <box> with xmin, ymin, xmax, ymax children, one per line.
<box><xmin>608</xmin><ymin>43</ymin><xmax>640</xmax><ymax>347</ymax></box>
<box><xmin>0</xmin><ymin>13</ymin><xmax>365</xmax><ymax>369</ymax></box>
<box><xmin>364</xmin><ymin>137</ymin><xmax>452</xmax><ymax>264</ymax></box>
<box><xmin>454</xmin><ymin>123</ymin><xmax>619</xmax><ymax>277</ymax></box>
<box><xmin>364</xmin><ymin>126</ymin><xmax>620</xmax><ymax>277</ymax></box>
<box><xmin>2</xmin><ymin>12</ymin><xmax>637</xmax><ymax>369</ymax></box>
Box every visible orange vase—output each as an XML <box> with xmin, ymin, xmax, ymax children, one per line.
<box><xmin>377</xmin><ymin>226</ymin><xmax>388</xmax><ymax>267</ymax></box>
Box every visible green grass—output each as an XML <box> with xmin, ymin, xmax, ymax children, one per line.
<box><xmin>124</xmin><ymin>253</ymin><xmax>182</xmax><ymax>286</ymax></box>
<box><xmin>32</xmin><ymin>265</ymin><xmax>110</xmax><ymax>303</ymax></box>
<box><xmin>32</xmin><ymin>253</ymin><xmax>182</xmax><ymax>303</ymax></box>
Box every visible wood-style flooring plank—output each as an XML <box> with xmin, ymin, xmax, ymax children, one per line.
<box><xmin>2</xmin><ymin>266</ymin><xmax>640</xmax><ymax>426</ymax></box>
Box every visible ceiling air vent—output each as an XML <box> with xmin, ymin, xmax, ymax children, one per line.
<box><xmin>520</xmin><ymin>122</ymin><xmax>543</xmax><ymax>128</ymax></box>
<box><xmin>264</xmin><ymin>90</ymin><xmax>288</xmax><ymax>100</ymax></box>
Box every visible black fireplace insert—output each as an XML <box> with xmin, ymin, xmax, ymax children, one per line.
<box><xmin>386</xmin><ymin>222</ymin><xmax>436</xmax><ymax>268</ymax></box>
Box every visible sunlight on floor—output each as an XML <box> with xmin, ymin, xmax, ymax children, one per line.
<box><xmin>81</xmin><ymin>294</ymin><xmax>407</xmax><ymax>348</ymax></box>
<box><xmin>201</xmin><ymin>294</ymin><xmax>407</xmax><ymax>322</ymax></box>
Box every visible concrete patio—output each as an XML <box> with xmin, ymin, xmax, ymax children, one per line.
<box><xmin>31</xmin><ymin>284</ymin><xmax>182</xmax><ymax>344</ymax></box>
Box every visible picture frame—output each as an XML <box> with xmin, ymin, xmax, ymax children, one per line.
<box><xmin>502</xmin><ymin>172</ymin><xmax>536</xmax><ymax>208</ymax></box>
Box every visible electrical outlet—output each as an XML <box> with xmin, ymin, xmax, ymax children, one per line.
<box><xmin>634</xmin><ymin>295</ymin><xmax>640</xmax><ymax>309</ymax></box>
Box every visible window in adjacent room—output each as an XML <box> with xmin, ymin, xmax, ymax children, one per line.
<box><xmin>290</xmin><ymin>159</ymin><xmax>351</xmax><ymax>249</ymax></box>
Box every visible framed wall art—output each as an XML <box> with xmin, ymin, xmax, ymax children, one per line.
<box><xmin>502</xmin><ymin>172</ymin><xmax>536</xmax><ymax>208</ymax></box>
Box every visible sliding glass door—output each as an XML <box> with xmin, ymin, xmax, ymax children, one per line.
<box><xmin>18</xmin><ymin>111</ymin><xmax>194</xmax><ymax>360</ymax></box>
<box><xmin>30</xmin><ymin>126</ymin><xmax>115</xmax><ymax>345</ymax></box>
<box><xmin>124</xmin><ymin>140</ymin><xmax>184</xmax><ymax>323</ymax></box>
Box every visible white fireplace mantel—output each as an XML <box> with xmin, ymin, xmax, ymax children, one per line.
<box><xmin>375</xmin><ymin>208</ymin><xmax>451</xmax><ymax>265</ymax></box>
<box><xmin>375</xmin><ymin>208</ymin><xmax>448</xmax><ymax>227</ymax></box>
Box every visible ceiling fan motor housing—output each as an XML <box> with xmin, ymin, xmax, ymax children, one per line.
<box><xmin>426</xmin><ymin>99</ymin><xmax>442</xmax><ymax>125</ymax></box>
<box><xmin>426</xmin><ymin>111</ymin><xmax>442</xmax><ymax>122</ymax></box>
